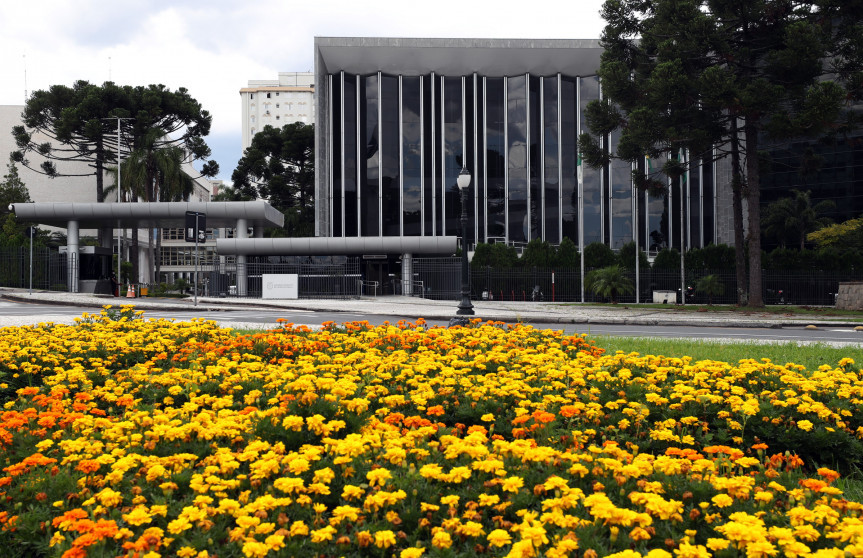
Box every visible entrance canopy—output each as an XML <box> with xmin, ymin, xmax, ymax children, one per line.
<box><xmin>216</xmin><ymin>236</ymin><xmax>458</xmax><ymax>256</ymax></box>
<box><xmin>9</xmin><ymin>201</ymin><xmax>284</xmax><ymax>229</ymax></box>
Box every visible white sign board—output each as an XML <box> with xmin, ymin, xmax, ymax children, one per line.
<box><xmin>262</xmin><ymin>274</ymin><xmax>299</xmax><ymax>299</ymax></box>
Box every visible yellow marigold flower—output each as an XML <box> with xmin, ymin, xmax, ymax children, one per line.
<box><xmin>744</xmin><ymin>540</ymin><xmax>778</xmax><ymax>557</ymax></box>
<box><xmin>311</xmin><ymin>525</ymin><xmax>337</xmax><ymax>543</ymax></box>
<box><xmin>487</xmin><ymin>529</ymin><xmax>512</xmax><ymax>547</ymax></box>
<box><xmin>457</xmin><ymin>521</ymin><xmax>485</xmax><ymax>537</ymax></box>
<box><xmin>241</xmin><ymin>540</ymin><xmax>269</xmax><ymax>558</ymax></box>
<box><xmin>122</xmin><ymin>506</ymin><xmax>152</xmax><ymax>526</ymax></box>
<box><xmin>168</xmin><ymin>516</ymin><xmax>193</xmax><ymax>534</ymax></box>
<box><xmin>674</xmin><ymin>541</ymin><xmax>711</xmax><ymax>558</ymax></box>
<box><xmin>400</xmin><ymin>548</ymin><xmax>425</xmax><ymax>558</ymax></box>
<box><xmin>502</xmin><ymin>476</ymin><xmax>525</xmax><ymax>493</ymax></box>
<box><xmin>176</xmin><ymin>548</ymin><xmax>197</xmax><ymax>558</ymax></box>
<box><xmin>96</xmin><ymin>487</ymin><xmax>123</xmax><ymax>508</ymax></box>
<box><xmin>432</xmin><ymin>530</ymin><xmax>452</xmax><ymax>549</ymax></box>
<box><xmin>797</xmin><ymin>420</ymin><xmax>814</xmax><ymax>432</ymax></box>
<box><xmin>440</xmin><ymin>495</ymin><xmax>460</xmax><ymax>507</ymax></box>
<box><xmin>374</xmin><ymin>529</ymin><xmax>396</xmax><ymax>549</ymax></box>
<box><xmin>481</xmin><ymin>413</ymin><xmax>495</xmax><ymax>422</ymax></box>
<box><xmin>289</xmin><ymin>520</ymin><xmax>309</xmax><ymax>537</ymax></box>
<box><xmin>342</xmin><ymin>485</ymin><xmax>365</xmax><ymax>500</ymax></box>
<box><xmin>520</xmin><ymin>524</ymin><xmax>549</xmax><ymax>547</ymax></box>
<box><xmin>478</xmin><ymin>494</ymin><xmax>500</xmax><ymax>507</ymax></box>
<box><xmin>711</xmin><ymin>494</ymin><xmax>734</xmax><ymax>508</ymax></box>
<box><xmin>287</xmin><ymin>457</ymin><xmax>310</xmax><ymax>474</ymax></box>
<box><xmin>367</xmin><ymin>468</ymin><xmax>392</xmax><ymax>487</ymax></box>
<box><xmin>706</xmin><ymin>538</ymin><xmax>730</xmax><ymax>551</ymax></box>
<box><xmin>265</xmin><ymin>534</ymin><xmax>285</xmax><ymax>551</ymax></box>
<box><xmin>754</xmin><ymin>491</ymin><xmax>773</xmax><ymax>503</ymax></box>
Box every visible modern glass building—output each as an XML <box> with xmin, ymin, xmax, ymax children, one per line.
<box><xmin>314</xmin><ymin>38</ymin><xmax>730</xmax><ymax>255</ymax></box>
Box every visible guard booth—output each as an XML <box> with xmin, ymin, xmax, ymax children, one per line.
<box><xmin>59</xmin><ymin>246</ymin><xmax>114</xmax><ymax>294</ymax></box>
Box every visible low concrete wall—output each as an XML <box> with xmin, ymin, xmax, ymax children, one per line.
<box><xmin>835</xmin><ymin>281</ymin><xmax>863</xmax><ymax>311</ymax></box>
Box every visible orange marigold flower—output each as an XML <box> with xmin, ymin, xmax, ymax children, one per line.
<box><xmin>426</xmin><ymin>406</ymin><xmax>445</xmax><ymax>417</ymax></box>
<box><xmin>817</xmin><ymin>467</ymin><xmax>841</xmax><ymax>483</ymax></box>
<box><xmin>559</xmin><ymin>405</ymin><xmax>580</xmax><ymax>418</ymax></box>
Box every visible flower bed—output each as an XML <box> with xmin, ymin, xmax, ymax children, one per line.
<box><xmin>2</xmin><ymin>307</ymin><xmax>863</xmax><ymax>557</ymax></box>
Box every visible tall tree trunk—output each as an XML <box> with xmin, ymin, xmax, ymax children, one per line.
<box><xmin>744</xmin><ymin>121</ymin><xmax>764</xmax><ymax>307</ymax></box>
<box><xmin>730</xmin><ymin>122</ymin><xmax>747</xmax><ymax>305</ymax></box>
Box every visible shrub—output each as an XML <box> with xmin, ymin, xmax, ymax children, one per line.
<box><xmin>652</xmin><ymin>247</ymin><xmax>680</xmax><ymax>269</ymax></box>
<box><xmin>583</xmin><ymin>242</ymin><xmax>616</xmax><ymax>269</ymax></box>
<box><xmin>616</xmin><ymin>241</ymin><xmax>650</xmax><ymax>270</ymax></box>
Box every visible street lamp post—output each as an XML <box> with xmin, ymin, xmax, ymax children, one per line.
<box><xmin>454</xmin><ymin>167</ymin><xmax>474</xmax><ymax>321</ymax></box>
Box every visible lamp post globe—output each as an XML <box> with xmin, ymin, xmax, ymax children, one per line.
<box><xmin>454</xmin><ymin>167</ymin><xmax>474</xmax><ymax>321</ymax></box>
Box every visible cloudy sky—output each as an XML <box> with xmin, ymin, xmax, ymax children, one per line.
<box><xmin>0</xmin><ymin>0</ymin><xmax>606</xmax><ymax>182</ymax></box>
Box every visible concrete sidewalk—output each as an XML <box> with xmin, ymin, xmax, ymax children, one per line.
<box><xmin>2</xmin><ymin>287</ymin><xmax>861</xmax><ymax>329</ymax></box>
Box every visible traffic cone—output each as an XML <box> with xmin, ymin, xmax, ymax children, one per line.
<box><xmin>126</xmin><ymin>284</ymin><xmax>135</xmax><ymax>298</ymax></box>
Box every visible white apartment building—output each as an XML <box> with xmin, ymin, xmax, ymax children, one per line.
<box><xmin>240</xmin><ymin>72</ymin><xmax>315</xmax><ymax>150</ymax></box>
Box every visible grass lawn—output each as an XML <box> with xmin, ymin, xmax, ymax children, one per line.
<box><xmin>589</xmin><ymin>335</ymin><xmax>863</xmax><ymax>371</ymax></box>
<box><xmin>563</xmin><ymin>302</ymin><xmax>863</xmax><ymax>319</ymax></box>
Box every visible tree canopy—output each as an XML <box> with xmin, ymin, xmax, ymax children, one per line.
<box><xmin>579</xmin><ymin>0</ymin><xmax>863</xmax><ymax>306</ymax></box>
<box><xmin>0</xmin><ymin>158</ymin><xmax>32</xmax><ymax>248</ymax></box>
<box><xmin>762</xmin><ymin>189</ymin><xmax>834</xmax><ymax>250</ymax></box>
<box><xmin>12</xmin><ymin>81</ymin><xmax>218</xmax><ymax>207</ymax></box>
<box><xmin>230</xmin><ymin>123</ymin><xmax>315</xmax><ymax>237</ymax></box>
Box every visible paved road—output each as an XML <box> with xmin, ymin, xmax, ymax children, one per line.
<box><xmin>2</xmin><ymin>299</ymin><xmax>862</xmax><ymax>347</ymax></box>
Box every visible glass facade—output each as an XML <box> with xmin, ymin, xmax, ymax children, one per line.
<box><xmin>325</xmin><ymin>70</ymin><xmax>717</xmax><ymax>254</ymax></box>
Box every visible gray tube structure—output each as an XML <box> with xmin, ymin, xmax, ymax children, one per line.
<box><xmin>216</xmin><ymin>236</ymin><xmax>458</xmax><ymax>256</ymax></box>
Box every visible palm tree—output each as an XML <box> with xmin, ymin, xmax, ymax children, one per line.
<box><xmin>585</xmin><ymin>265</ymin><xmax>634</xmax><ymax>304</ymax></box>
<box><xmin>695</xmin><ymin>274</ymin><xmax>725</xmax><ymax>305</ymax></box>
<box><xmin>762</xmin><ymin>189</ymin><xmax>835</xmax><ymax>251</ymax></box>
<box><xmin>120</xmin><ymin>127</ymin><xmax>194</xmax><ymax>284</ymax></box>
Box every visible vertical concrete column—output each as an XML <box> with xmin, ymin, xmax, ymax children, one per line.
<box><xmin>401</xmin><ymin>253</ymin><xmax>413</xmax><ymax>296</ymax></box>
<box><xmin>236</xmin><ymin>218</ymin><xmax>248</xmax><ymax>297</ymax></box>
<box><xmin>67</xmin><ymin>220</ymin><xmax>79</xmax><ymax>293</ymax></box>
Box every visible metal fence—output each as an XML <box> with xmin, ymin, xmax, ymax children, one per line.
<box><xmin>0</xmin><ymin>247</ymin><xmax>72</xmax><ymax>292</ymax></box>
<box><xmin>412</xmin><ymin>259</ymin><xmax>860</xmax><ymax>305</ymax></box>
<box><xmin>207</xmin><ymin>258</ymin><xmax>362</xmax><ymax>299</ymax></box>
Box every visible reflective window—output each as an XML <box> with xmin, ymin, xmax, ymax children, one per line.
<box><xmin>529</xmin><ymin>75</ymin><xmax>541</xmax><ymax>241</ymax></box>
<box><xmin>443</xmin><ymin>77</ymin><xmax>463</xmax><ymax>237</ymax></box>
<box><xmin>689</xmin><ymin>154</ymin><xmax>702</xmax><ymax>248</ymax></box>
<box><xmin>362</xmin><ymin>75</ymin><xmax>379</xmax><ymax>236</ymax></box>
<box><xmin>422</xmin><ymin>75</ymin><xmax>434</xmax><ymax>235</ymax></box>
<box><xmin>472</xmin><ymin>76</ymin><xmax>485</xmax><ymax>242</ymax></box>
<box><xmin>579</xmin><ymin>76</ymin><xmax>601</xmax><ymax>245</ymax></box>
<box><xmin>702</xmin><ymin>157</ymin><xmax>715</xmax><ymax>245</ymax></box>
<box><xmin>485</xmin><ymin>78</ymin><xmax>506</xmax><ymax>239</ymax></box>
<box><xmin>561</xmin><ymin>77</ymin><xmax>578</xmax><ymax>244</ymax></box>
<box><xmin>381</xmin><ymin>75</ymin><xmax>399</xmax><ymax>236</ymax></box>
<box><xmin>543</xmin><ymin>76</ymin><xmax>560</xmax><ymax>243</ymax></box>
<box><xmin>610</xmin><ymin>128</ymin><xmax>633</xmax><ymax>249</ymax></box>
<box><xmin>331</xmin><ymin>75</ymin><xmax>342</xmax><ymax>236</ymax></box>
<box><xmin>507</xmin><ymin>75</ymin><xmax>528</xmax><ymax>243</ymax></box>
<box><xmin>647</xmin><ymin>154</ymin><xmax>668</xmax><ymax>252</ymax></box>
<box><xmin>343</xmin><ymin>75</ymin><xmax>358</xmax><ymax>236</ymax></box>
<box><xmin>402</xmin><ymin>77</ymin><xmax>422</xmax><ymax>236</ymax></box>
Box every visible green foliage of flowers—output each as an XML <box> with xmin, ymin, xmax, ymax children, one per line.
<box><xmin>1</xmin><ymin>311</ymin><xmax>863</xmax><ymax>557</ymax></box>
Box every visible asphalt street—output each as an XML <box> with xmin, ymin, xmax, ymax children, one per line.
<box><xmin>1</xmin><ymin>295</ymin><xmax>862</xmax><ymax>347</ymax></box>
